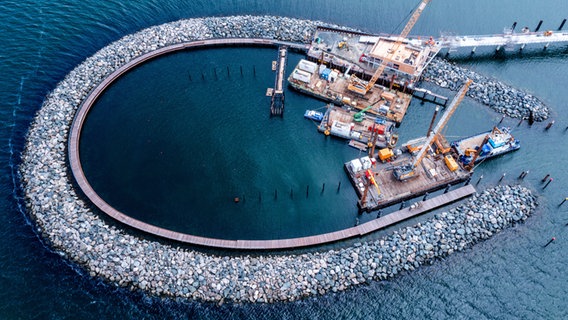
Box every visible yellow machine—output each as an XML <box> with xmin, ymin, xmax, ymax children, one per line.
<box><xmin>464</xmin><ymin>148</ymin><xmax>477</xmax><ymax>157</ymax></box>
<box><xmin>378</xmin><ymin>148</ymin><xmax>394</xmax><ymax>162</ymax></box>
<box><xmin>444</xmin><ymin>155</ymin><xmax>458</xmax><ymax>172</ymax></box>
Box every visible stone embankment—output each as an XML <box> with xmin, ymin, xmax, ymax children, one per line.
<box><xmin>421</xmin><ymin>57</ymin><xmax>549</xmax><ymax>121</ymax></box>
<box><xmin>20</xmin><ymin>16</ymin><xmax>537</xmax><ymax>303</ymax></box>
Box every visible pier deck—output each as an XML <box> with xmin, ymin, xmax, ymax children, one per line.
<box><xmin>437</xmin><ymin>30</ymin><xmax>568</xmax><ymax>52</ymax></box>
<box><xmin>345</xmin><ymin>151</ymin><xmax>471</xmax><ymax>212</ymax></box>
<box><xmin>270</xmin><ymin>46</ymin><xmax>288</xmax><ymax>116</ymax></box>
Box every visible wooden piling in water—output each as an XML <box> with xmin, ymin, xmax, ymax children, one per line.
<box><xmin>476</xmin><ymin>175</ymin><xmax>483</xmax><ymax>185</ymax></box>
<box><xmin>542</xmin><ymin>174</ymin><xmax>550</xmax><ymax>182</ymax></box>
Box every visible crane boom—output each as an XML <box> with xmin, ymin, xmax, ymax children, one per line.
<box><xmin>411</xmin><ymin>79</ymin><xmax>472</xmax><ymax>168</ymax></box>
<box><xmin>348</xmin><ymin>0</ymin><xmax>430</xmax><ymax>95</ymax></box>
<box><xmin>392</xmin><ymin>79</ymin><xmax>472</xmax><ymax>181</ymax></box>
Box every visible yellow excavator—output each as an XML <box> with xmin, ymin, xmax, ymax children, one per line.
<box><xmin>348</xmin><ymin>0</ymin><xmax>431</xmax><ymax>96</ymax></box>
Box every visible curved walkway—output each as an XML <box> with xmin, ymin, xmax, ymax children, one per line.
<box><xmin>68</xmin><ymin>37</ymin><xmax>474</xmax><ymax>249</ymax></box>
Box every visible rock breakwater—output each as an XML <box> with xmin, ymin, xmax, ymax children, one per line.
<box><xmin>20</xmin><ymin>16</ymin><xmax>537</xmax><ymax>303</ymax></box>
<box><xmin>422</xmin><ymin>57</ymin><xmax>549</xmax><ymax>121</ymax></box>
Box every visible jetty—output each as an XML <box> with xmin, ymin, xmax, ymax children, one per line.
<box><xmin>269</xmin><ymin>46</ymin><xmax>288</xmax><ymax>116</ymax></box>
<box><xmin>438</xmin><ymin>27</ymin><xmax>568</xmax><ymax>53</ymax></box>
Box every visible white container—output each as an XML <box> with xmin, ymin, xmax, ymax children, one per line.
<box><xmin>329</xmin><ymin>70</ymin><xmax>339</xmax><ymax>82</ymax></box>
<box><xmin>298</xmin><ymin>59</ymin><xmax>318</xmax><ymax>74</ymax></box>
<box><xmin>360</xmin><ymin>156</ymin><xmax>371</xmax><ymax>170</ymax></box>
<box><xmin>350</xmin><ymin>158</ymin><xmax>363</xmax><ymax>172</ymax></box>
<box><xmin>292</xmin><ymin>69</ymin><xmax>311</xmax><ymax>83</ymax></box>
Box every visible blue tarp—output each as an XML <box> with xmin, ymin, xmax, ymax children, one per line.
<box><xmin>481</xmin><ymin>144</ymin><xmax>492</xmax><ymax>155</ymax></box>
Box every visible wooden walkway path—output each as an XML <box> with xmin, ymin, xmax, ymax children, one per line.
<box><xmin>67</xmin><ymin>37</ymin><xmax>476</xmax><ymax>250</ymax></box>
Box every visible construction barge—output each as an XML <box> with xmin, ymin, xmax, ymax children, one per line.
<box><xmin>451</xmin><ymin>127</ymin><xmax>520</xmax><ymax>166</ymax></box>
<box><xmin>289</xmin><ymin>59</ymin><xmax>412</xmax><ymax>125</ymax></box>
<box><xmin>315</xmin><ymin>104</ymin><xmax>398</xmax><ymax>150</ymax></box>
<box><xmin>345</xmin><ymin>151</ymin><xmax>471</xmax><ymax>212</ymax></box>
<box><xmin>345</xmin><ymin>80</ymin><xmax>474</xmax><ymax>212</ymax></box>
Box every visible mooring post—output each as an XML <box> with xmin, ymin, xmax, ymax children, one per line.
<box><xmin>543</xmin><ymin>178</ymin><xmax>553</xmax><ymax>190</ymax></box>
<box><xmin>559</xmin><ymin>18</ymin><xmax>567</xmax><ymax>31</ymax></box>
<box><xmin>259</xmin><ymin>191</ymin><xmax>262</xmax><ymax>203</ymax></box>
<box><xmin>306</xmin><ymin>185</ymin><xmax>309</xmax><ymax>198</ymax></box>
<box><xmin>543</xmin><ymin>237</ymin><xmax>556</xmax><ymax>248</ymax></box>
<box><xmin>188</xmin><ymin>73</ymin><xmax>192</xmax><ymax>81</ymax></box>
<box><xmin>214</xmin><ymin>68</ymin><xmax>218</xmax><ymax>80</ymax></box>
<box><xmin>499</xmin><ymin>114</ymin><xmax>506</xmax><ymax>125</ymax></box>
<box><xmin>476</xmin><ymin>175</ymin><xmax>484</xmax><ymax>186</ymax></box>
<box><xmin>240</xmin><ymin>65</ymin><xmax>243</xmax><ymax>76</ymax></box>
<box><xmin>499</xmin><ymin>173</ymin><xmax>506</xmax><ymax>183</ymax></box>
<box><xmin>321</xmin><ymin>183</ymin><xmax>325</xmax><ymax>194</ymax></box>
<box><xmin>253</xmin><ymin>65</ymin><xmax>256</xmax><ymax>77</ymax></box>
<box><xmin>227</xmin><ymin>66</ymin><xmax>230</xmax><ymax>77</ymax></box>
<box><xmin>545</xmin><ymin>120</ymin><xmax>555</xmax><ymax>130</ymax></box>
<box><xmin>376</xmin><ymin>209</ymin><xmax>382</xmax><ymax>219</ymax></box>
<box><xmin>337</xmin><ymin>181</ymin><xmax>341</xmax><ymax>192</ymax></box>
<box><xmin>201</xmin><ymin>72</ymin><xmax>205</xmax><ymax>81</ymax></box>
<box><xmin>535</xmin><ymin>20</ymin><xmax>543</xmax><ymax>32</ymax></box>
<box><xmin>423</xmin><ymin>192</ymin><xmax>429</xmax><ymax>201</ymax></box>
<box><xmin>511</xmin><ymin>21</ymin><xmax>517</xmax><ymax>32</ymax></box>
<box><xmin>542</xmin><ymin>174</ymin><xmax>550</xmax><ymax>182</ymax></box>
<box><xmin>400</xmin><ymin>201</ymin><xmax>406</xmax><ymax>210</ymax></box>
<box><xmin>444</xmin><ymin>184</ymin><xmax>451</xmax><ymax>194</ymax></box>
<box><xmin>518</xmin><ymin>170</ymin><xmax>529</xmax><ymax>179</ymax></box>
<box><xmin>559</xmin><ymin>197</ymin><xmax>567</xmax><ymax>206</ymax></box>
<box><xmin>290</xmin><ymin>187</ymin><xmax>293</xmax><ymax>199</ymax></box>
<box><xmin>517</xmin><ymin>117</ymin><xmax>523</xmax><ymax>126</ymax></box>
<box><xmin>274</xmin><ymin>189</ymin><xmax>278</xmax><ymax>200</ymax></box>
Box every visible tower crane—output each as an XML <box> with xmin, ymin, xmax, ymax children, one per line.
<box><xmin>348</xmin><ymin>0</ymin><xmax>430</xmax><ymax>95</ymax></box>
<box><xmin>392</xmin><ymin>79</ymin><xmax>472</xmax><ymax>181</ymax></box>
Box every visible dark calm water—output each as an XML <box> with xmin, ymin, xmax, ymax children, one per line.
<box><xmin>3</xmin><ymin>0</ymin><xmax>568</xmax><ymax>318</ymax></box>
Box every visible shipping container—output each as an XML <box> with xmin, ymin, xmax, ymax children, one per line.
<box><xmin>298</xmin><ymin>59</ymin><xmax>318</xmax><ymax>74</ymax></box>
<box><xmin>292</xmin><ymin>69</ymin><xmax>311</xmax><ymax>83</ymax></box>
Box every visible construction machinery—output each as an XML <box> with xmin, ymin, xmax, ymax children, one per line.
<box><xmin>353</xmin><ymin>105</ymin><xmax>373</xmax><ymax>122</ymax></box>
<box><xmin>353</xmin><ymin>100</ymin><xmax>381</xmax><ymax>122</ymax></box>
<box><xmin>348</xmin><ymin>0</ymin><xmax>431</xmax><ymax>96</ymax></box>
<box><xmin>392</xmin><ymin>79</ymin><xmax>472</xmax><ymax>181</ymax></box>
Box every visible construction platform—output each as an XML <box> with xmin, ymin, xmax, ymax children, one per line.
<box><xmin>345</xmin><ymin>150</ymin><xmax>471</xmax><ymax>212</ymax></box>
<box><xmin>317</xmin><ymin>104</ymin><xmax>397</xmax><ymax>149</ymax></box>
<box><xmin>306</xmin><ymin>26</ymin><xmax>440</xmax><ymax>88</ymax></box>
<box><xmin>288</xmin><ymin>67</ymin><xmax>412</xmax><ymax>125</ymax></box>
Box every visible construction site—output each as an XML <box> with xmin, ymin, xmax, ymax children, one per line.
<box><xmin>286</xmin><ymin>0</ymin><xmax>474</xmax><ymax>212</ymax></box>
<box><xmin>287</xmin><ymin>0</ymin><xmax>442</xmax><ymax>125</ymax></box>
<box><xmin>345</xmin><ymin>80</ymin><xmax>473</xmax><ymax>212</ymax></box>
